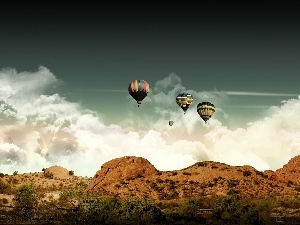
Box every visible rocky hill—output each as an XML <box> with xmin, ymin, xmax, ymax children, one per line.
<box><xmin>2</xmin><ymin>155</ymin><xmax>300</xmax><ymax>203</ymax></box>
<box><xmin>86</xmin><ymin>155</ymin><xmax>300</xmax><ymax>200</ymax></box>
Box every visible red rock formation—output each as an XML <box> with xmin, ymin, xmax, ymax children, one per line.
<box><xmin>44</xmin><ymin>165</ymin><xmax>70</xmax><ymax>179</ymax></box>
<box><xmin>275</xmin><ymin>155</ymin><xmax>300</xmax><ymax>185</ymax></box>
<box><xmin>86</xmin><ymin>156</ymin><xmax>157</xmax><ymax>192</ymax></box>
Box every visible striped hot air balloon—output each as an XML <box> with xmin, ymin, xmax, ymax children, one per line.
<box><xmin>197</xmin><ymin>102</ymin><xmax>215</xmax><ymax>123</ymax></box>
<box><xmin>128</xmin><ymin>80</ymin><xmax>149</xmax><ymax>107</ymax></box>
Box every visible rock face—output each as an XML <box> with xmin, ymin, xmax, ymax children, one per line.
<box><xmin>86</xmin><ymin>156</ymin><xmax>157</xmax><ymax>192</ymax></box>
<box><xmin>275</xmin><ymin>155</ymin><xmax>300</xmax><ymax>184</ymax></box>
<box><xmin>44</xmin><ymin>165</ymin><xmax>70</xmax><ymax>179</ymax></box>
<box><xmin>85</xmin><ymin>155</ymin><xmax>300</xmax><ymax>200</ymax></box>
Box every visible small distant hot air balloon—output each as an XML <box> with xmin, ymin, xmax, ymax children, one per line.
<box><xmin>128</xmin><ymin>80</ymin><xmax>149</xmax><ymax>107</ymax></box>
<box><xmin>169</xmin><ymin>121</ymin><xmax>174</xmax><ymax>126</ymax></box>
<box><xmin>197</xmin><ymin>102</ymin><xmax>215</xmax><ymax>123</ymax></box>
<box><xmin>176</xmin><ymin>93</ymin><xmax>193</xmax><ymax>114</ymax></box>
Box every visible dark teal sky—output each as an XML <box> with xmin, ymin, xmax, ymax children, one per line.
<box><xmin>0</xmin><ymin>4</ymin><xmax>299</xmax><ymax>127</ymax></box>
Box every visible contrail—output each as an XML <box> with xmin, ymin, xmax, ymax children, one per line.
<box><xmin>72</xmin><ymin>89</ymin><xmax>127</xmax><ymax>93</ymax></box>
<box><xmin>220</xmin><ymin>105</ymin><xmax>273</xmax><ymax>109</ymax></box>
<box><xmin>225</xmin><ymin>91</ymin><xmax>299</xmax><ymax>97</ymax></box>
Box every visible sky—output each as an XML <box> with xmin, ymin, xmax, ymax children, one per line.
<box><xmin>0</xmin><ymin>4</ymin><xmax>300</xmax><ymax>177</ymax></box>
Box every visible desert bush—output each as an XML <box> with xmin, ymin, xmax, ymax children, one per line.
<box><xmin>295</xmin><ymin>186</ymin><xmax>300</xmax><ymax>192</ymax></box>
<box><xmin>255</xmin><ymin>170</ymin><xmax>266</xmax><ymax>177</ymax></box>
<box><xmin>287</xmin><ymin>180</ymin><xmax>293</xmax><ymax>187</ymax></box>
<box><xmin>197</xmin><ymin>162</ymin><xmax>207</xmax><ymax>167</ymax></box>
<box><xmin>118</xmin><ymin>197</ymin><xmax>164</xmax><ymax>225</ymax></box>
<box><xmin>7</xmin><ymin>177</ymin><xmax>18</xmax><ymax>185</ymax></box>
<box><xmin>39</xmin><ymin>192</ymin><xmax>46</xmax><ymax>198</ymax></box>
<box><xmin>44</xmin><ymin>171</ymin><xmax>54</xmax><ymax>179</ymax></box>
<box><xmin>77</xmin><ymin>195</ymin><xmax>120</xmax><ymax>224</ymax></box>
<box><xmin>156</xmin><ymin>178</ymin><xmax>164</xmax><ymax>183</ymax></box>
<box><xmin>207</xmin><ymin>182</ymin><xmax>215</xmax><ymax>187</ymax></box>
<box><xmin>253</xmin><ymin>179</ymin><xmax>260</xmax><ymax>185</ymax></box>
<box><xmin>178</xmin><ymin>197</ymin><xmax>204</xmax><ymax>219</ymax></box>
<box><xmin>136</xmin><ymin>173</ymin><xmax>143</xmax><ymax>178</ymax></box>
<box><xmin>227</xmin><ymin>189</ymin><xmax>240</xmax><ymax>196</ymax></box>
<box><xmin>211</xmin><ymin>195</ymin><xmax>263</xmax><ymax>225</ymax></box>
<box><xmin>227</xmin><ymin>179</ymin><xmax>239</xmax><ymax>188</ymax></box>
<box><xmin>119</xmin><ymin>179</ymin><xmax>126</xmax><ymax>185</ymax></box>
<box><xmin>1</xmin><ymin>197</ymin><xmax>8</xmax><ymax>204</ymax></box>
<box><xmin>166</xmin><ymin>191</ymin><xmax>179</xmax><ymax>200</ymax></box>
<box><xmin>126</xmin><ymin>177</ymin><xmax>135</xmax><ymax>181</ymax></box>
<box><xmin>243</xmin><ymin>170</ymin><xmax>252</xmax><ymax>177</ymax></box>
<box><xmin>69</xmin><ymin>170</ymin><xmax>74</xmax><ymax>176</ymax></box>
<box><xmin>0</xmin><ymin>180</ymin><xmax>10</xmax><ymax>194</ymax></box>
<box><xmin>75</xmin><ymin>195</ymin><xmax>165</xmax><ymax>225</ymax></box>
<box><xmin>183</xmin><ymin>172</ymin><xmax>191</xmax><ymax>175</ymax></box>
<box><xmin>278</xmin><ymin>199</ymin><xmax>300</xmax><ymax>209</ymax></box>
<box><xmin>58</xmin><ymin>188</ymin><xmax>84</xmax><ymax>208</ymax></box>
<box><xmin>13</xmin><ymin>183</ymin><xmax>38</xmax><ymax>220</ymax></box>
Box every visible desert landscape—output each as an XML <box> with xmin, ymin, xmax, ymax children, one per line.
<box><xmin>1</xmin><ymin>156</ymin><xmax>300</xmax><ymax>224</ymax></box>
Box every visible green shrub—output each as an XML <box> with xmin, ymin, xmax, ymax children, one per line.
<box><xmin>211</xmin><ymin>195</ymin><xmax>263</xmax><ymax>225</ymax></box>
<box><xmin>13</xmin><ymin>183</ymin><xmax>38</xmax><ymax>220</ymax></box>
<box><xmin>178</xmin><ymin>197</ymin><xmax>204</xmax><ymax>219</ymax></box>
<box><xmin>118</xmin><ymin>197</ymin><xmax>164</xmax><ymax>224</ymax></box>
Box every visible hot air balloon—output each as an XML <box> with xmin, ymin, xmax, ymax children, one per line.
<box><xmin>197</xmin><ymin>102</ymin><xmax>215</xmax><ymax>123</ymax></box>
<box><xmin>128</xmin><ymin>80</ymin><xmax>149</xmax><ymax>107</ymax></box>
<box><xmin>169</xmin><ymin>121</ymin><xmax>174</xmax><ymax>126</ymax></box>
<box><xmin>176</xmin><ymin>93</ymin><xmax>193</xmax><ymax>114</ymax></box>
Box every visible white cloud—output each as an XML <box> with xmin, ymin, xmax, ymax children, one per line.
<box><xmin>0</xmin><ymin>69</ymin><xmax>300</xmax><ymax>177</ymax></box>
<box><xmin>0</xmin><ymin>66</ymin><xmax>60</xmax><ymax>100</ymax></box>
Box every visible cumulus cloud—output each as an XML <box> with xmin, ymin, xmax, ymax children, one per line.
<box><xmin>0</xmin><ymin>68</ymin><xmax>299</xmax><ymax>177</ymax></box>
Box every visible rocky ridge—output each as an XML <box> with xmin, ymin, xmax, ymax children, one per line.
<box><xmin>86</xmin><ymin>155</ymin><xmax>300</xmax><ymax>200</ymax></box>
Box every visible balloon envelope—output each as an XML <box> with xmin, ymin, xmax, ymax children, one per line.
<box><xmin>176</xmin><ymin>93</ymin><xmax>193</xmax><ymax>114</ymax></box>
<box><xmin>197</xmin><ymin>102</ymin><xmax>215</xmax><ymax>123</ymax></box>
<box><xmin>128</xmin><ymin>80</ymin><xmax>149</xmax><ymax>107</ymax></box>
